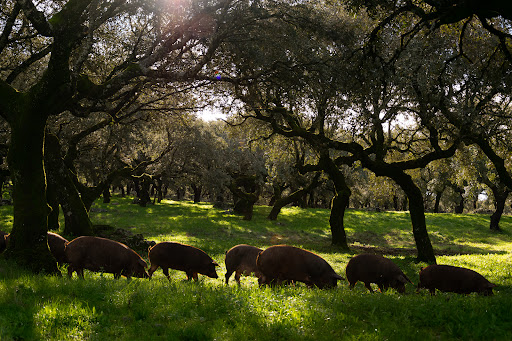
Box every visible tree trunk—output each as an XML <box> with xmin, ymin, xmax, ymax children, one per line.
<box><xmin>46</xmin><ymin>182</ymin><xmax>60</xmax><ymax>231</ymax></box>
<box><xmin>229</xmin><ymin>176</ymin><xmax>261</xmax><ymax>221</ymax></box>
<box><xmin>233</xmin><ymin>196</ymin><xmax>255</xmax><ymax>220</ymax></box>
<box><xmin>490</xmin><ymin>188</ymin><xmax>509</xmax><ymax>231</ymax></box>
<box><xmin>452</xmin><ymin>186</ymin><xmax>465</xmax><ymax>214</ymax></box>
<box><xmin>102</xmin><ymin>187</ymin><xmax>111</xmax><ymax>204</ymax></box>
<box><xmin>162</xmin><ymin>185</ymin><xmax>168</xmax><ymax>199</ymax></box>
<box><xmin>134</xmin><ymin>175</ymin><xmax>152</xmax><ymax>207</ymax></box>
<box><xmin>308</xmin><ymin>190</ymin><xmax>316</xmax><ymax>208</ymax></box>
<box><xmin>321</xmin><ymin>157</ymin><xmax>350</xmax><ymax>249</ymax></box>
<box><xmin>154</xmin><ymin>176</ymin><xmax>163</xmax><ymax>203</ymax></box>
<box><xmin>268</xmin><ymin>183</ymin><xmax>284</xmax><ymax>207</ymax></box>
<box><xmin>4</xmin><ymin>117</ymin><xmax>59</xmax><ymax>274</ymax></box>
<box><xmin>176</xmin><ymin>187</ymin><xmax>185</xmax><ymax>201</ymax></box>
<box><xmin>45</xmin><ymin>133</ymin><xmax>93</xmax><ymax>237</ymax></box>
<box><xmin>191</xmin><ymin>183</ymin><xmax>202</xmax><ymax>203</ymax></box>
<box><xmin>433</xmin><ymin>191</ymin><xmax>442</xmax><ymax>213</ymax></box>
<box><xmin>328</xmin><ymin>181</ymin><xmax>350</xmax><ymax>248</ymax></box>
<box><xmin>329</xmin><ymin>193</ymin><xmax>350</xmax><ymax>249</ymax></box>
<box><xmin>395</xmin><ymin>173</ymin><xmax>436</xmax><ymax>263</ymax></box>
<box><xmin>267</xmin><ymin>199</ymin><xmax>286</xmax><ymax>220</ymax></box>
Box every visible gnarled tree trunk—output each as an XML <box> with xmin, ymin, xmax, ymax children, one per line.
<box><xmin>4</xmin><ymin>114</ymin><xmax>59</xmax><ymax>274</ymax></box>
<box><xmin>45</xmin><ymin>133</ymin><xmax>93</xmax><ymax>237</ymax></box>
<box><xmin>323</xmin><ymin>159</ymin><xmax>350</xmax><ymax>249</ymax></box>
<box><xmin>489</xmin><ymin>185</ymin><xmax>509</xmax><ymax>232</ymax></box>
<box><xmin>392</xmin><ymin>171</ymin><xmax>436</xmax><ymax>263</ymax></box>
<box><xmin>229</xmin><ymin>175</ymin><xmax>261</xmax><ymax>221</ymax></box>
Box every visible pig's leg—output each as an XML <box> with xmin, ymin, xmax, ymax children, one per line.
<box><xmin>67</xmin><ymin>265</ymin><xmax>74</xmax><ymax>278</ymax></box>
<box><xmin>225</xmin><ymin>269</ymin><xmax>234</xmax><ymax>285</ymax></box>
<box><xmin>162</xmin><ymin>267</ymin><xmax>171</xmax><ymax>280</ymax></box>
<box><xmin>148</xmin><ymin>263</ymin><xmax>159</xmax><ymax>279</ymax></box>
<box><xmin>364</xmin><ymin>282</ymin><xmax>374</xmax><ymax>293</ymax></box>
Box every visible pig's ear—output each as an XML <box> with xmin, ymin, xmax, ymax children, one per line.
<box><xmin>332</xmin><ymin>274</ymin><xmax>344</xmax><ymax>281</ymax></box>
<box><xmin>212</xmin><ymin>261</ymin><xmax>219</xmax><ymax>267</ymax></box>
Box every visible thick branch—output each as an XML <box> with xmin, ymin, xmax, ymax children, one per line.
<box><xmin>0</xmin><ymin>80</ymin><xmax>21</xmax><ymax>122</ymax></box>
<box><xmin>16</xmin><ymin>0</ymin><xmax>53</xmax><ymax>36</ymax></box>
<box><xmin>0</xmin><ymin>3</ymin><xmax>21</xmax><ymax>54</ymax></box>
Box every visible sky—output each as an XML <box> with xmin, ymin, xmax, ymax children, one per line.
<box><xmin>198</xmin><ymin>107</ymin><xmax>226</xmax><ymax>121</ymax></box>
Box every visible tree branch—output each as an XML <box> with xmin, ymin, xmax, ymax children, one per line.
<box><xmin>0</xmin><ymin>3</ymin><xmax>21</xmax><ymax>54</ymax></box>
<box><xmin>16</xmin><ymin>0</ymin><xmax>53</xmax><ymax>36</ymax></box>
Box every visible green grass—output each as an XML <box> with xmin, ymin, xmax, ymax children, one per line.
<box><xmin>1</xmin><ymin>197</ymin><xmax>512</xmax><ymax>340</ymax></box>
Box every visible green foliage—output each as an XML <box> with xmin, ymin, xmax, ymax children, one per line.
<box><xmin>1</xmin><ymin>198</ymin><xmax>512</xmax><ymax>340</ymax></box>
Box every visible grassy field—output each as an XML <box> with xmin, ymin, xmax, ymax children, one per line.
<box><xmin>1</xmin><ymin>196</ymin><xmax>512</xmax><ymax>340</ymax></box>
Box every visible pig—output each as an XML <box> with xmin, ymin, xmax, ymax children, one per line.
<box><xmin>1</xmin><ymin>232</ymin><xmax>68</xmax><ymax>264</ymax></box>
<box><xmin>225</xmin><ymin>244</ymin><xmax>263</xmax><ymax>285</ymax></box>
<box><xmin>148</xmin><ymin>242</ymin><xmax>219</xmax><ymax>281</ymax></box>
<box><xmin>256</xmin><ymin>245</ymin><xmax>344</xmax><ymax>289</ymax></box>
<box><xmin>417</xmin><ymin>264</ymin><xmax>496</xmax><ymax>296</ymax></box>
<box><xmin>345</xmin><ymin>254</ymin><xmax>412</xmax><ymax>293</ymax></box>
<box><xmin>0</xmin><ymin>230</ymin><xmax>7</xmax><ymax>253</ymax></box>
<box><xmin>65</xmin><ymin>236</ymin><xmax>149</xmax><ymax>279</ymax></box>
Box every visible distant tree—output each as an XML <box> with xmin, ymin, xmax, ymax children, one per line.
<box><xmin>469</xmin><ymin>147</ymin><xmax>510</xmax><ymax>231</ymax></box>
<box><xmin>225</xmin><ymin>139</ymin><xmax>267</xmax><ymax>221</ymax></box>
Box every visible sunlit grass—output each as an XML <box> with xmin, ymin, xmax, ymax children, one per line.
<box><xmin>0</xmin><ymin>205</ymin><xmax>13</xmax><ymax>232</ymax></box>
<box><xmin>1</xmin><ymin>197</ymin><xmax>512</xmax><ymax>340</ymax></box>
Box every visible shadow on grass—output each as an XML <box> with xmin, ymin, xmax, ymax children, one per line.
<box><xmin>88</xmin><ymin>196</ymin><xmax>512</xmax><ymax>261</ymax></box>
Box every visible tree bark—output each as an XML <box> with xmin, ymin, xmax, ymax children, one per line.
<box><xmin>4</xmin><ymin>115</ymin><xmax>59</xmax><ymax>274</ymax></box>
<box><xmin>45</xmin><ymin>133</ymin><xmax>93</xmax><ymax>237</ymax></box>
<box><xmin>229</xmin><ymin>176</ymin><xmax>261</xmax><ymax>221</ymax></box>
<box><xmin>46</xmin><ymin>182</ymin><xmax>60</xmax><ymax>231</ymax></box>
<box><xmin>452</xmin><ymin>185</ymin><xmax>465</xmax><ymax>214</ymax></box>
<box><xmin>176</xmin><ymin>187</ymin><xmax>185</xmax><ymax>201</ymax></box>
<box><xmin>133</xmin><ymin>175</ymin><xmax>152</xmax><ymax>207</ymax></box>
<box><xmin>102</xmin><ymin>187</ymin><xmax>111</xmax><ymax>204</ymax></box>
<box><xmin>329</xmin><ymin>193</ymin><xmax>350</xmax><ymax>249</ymax></box>
<box><xmin>393</xmin><ymin>172</ymin><xmax>436</xmax><ymax>263</ymax></box>
<box><xmin>153</xmin><ymin>176</ymin><xmax>163</xmax><ymax>203</ymax></box>
<box><xmin>323</xmin><ymin>159</ymin><xmax>350</xmax><ymax>249</ymax></box>
<box><xmin>489</xmin><ymin>186</ymin><xmax>509</xmax><ymax>232</ymax></box>
<box><xmin>433</xmin><ymin>191</ymin><xmax>443</xmax><ymax>213</ymax></box>
<box><xmin>191</xmin><ymin>183</ymin><xmax>202</xmax><ymax>203</ymax></box>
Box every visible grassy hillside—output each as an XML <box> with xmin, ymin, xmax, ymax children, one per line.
<box><xmin>1</xmin><ymin>197</ymin><xmax>512</xmax><ymax>340</ymax></box>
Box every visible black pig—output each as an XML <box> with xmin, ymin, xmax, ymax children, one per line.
<box><xmin>148</xmin><ymin>242</ymin><xmax>219</xmax><ymax>281</ymax></box>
